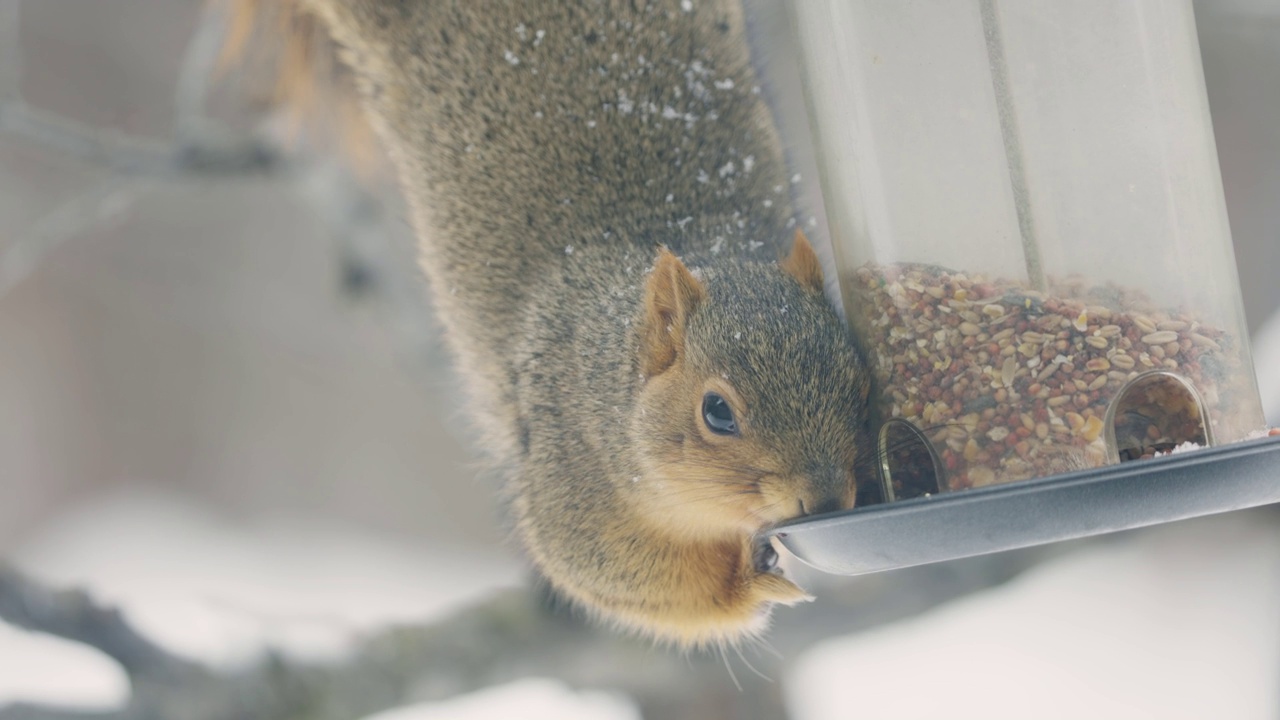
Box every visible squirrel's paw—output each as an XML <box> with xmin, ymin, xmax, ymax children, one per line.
<box><xmin>635</xmin><ymin>553</ymin><xmax>811</xmax><ymax>647</ymax></box>
<box><xmin>603</xmin><ymin>538</ymin><xmax>814</xmax><ymax>647</ymax></box>
<box><xmin>748</xmin><ymin>570</ymin><xmax>814</xmax><ymax>607</ymax></box>
<box><xmin>745</xmin><ymin>538</ymin><xmax>813</xmax><ymax>606</ymax></box>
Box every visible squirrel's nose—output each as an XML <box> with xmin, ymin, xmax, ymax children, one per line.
<box><xmin>801</xmin><ymin>496</ymin><xmax>844</xmax><ymax>516</ymax></box>
<box><xmin>800</xmin><ymin>463</ymin><xmax>851</xmax><ymax>516</ymax></box>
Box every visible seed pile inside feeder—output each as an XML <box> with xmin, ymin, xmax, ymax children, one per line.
<box><xmin>851</xmin><ymin>263</ymin><xmax>1248</xmax><ymax>491</ymax></box>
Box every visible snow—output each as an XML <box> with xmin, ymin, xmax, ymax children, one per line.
<box><xmin>787</xmin><ymin>512</ymin><xmax>1280</xmax><ymax>720</ymax></box>
<box><xmin>0</xmin><ymin>623</ymin><xmax>129</xmax><ymax>711</ymax></box>
<box><xmin>4</xmin><ymin>487</ymin><xmax>1279</xmax><ymax>719</ymax></box>
<box><xmin>617</xmin><ymin>91</ymin><xmax>635</xmax><ymax>115</ymax></box>
<box><xmin>362</xmin><ymin>679</ymin><xmax>639</xmax><ymax>720</ymax></box>
<box><xmin>0</xmin><ymin>487</ymin><xmax>541</xmax><ymax>715</ymax></box>
<box><xmin>5</xmin><ymin>487</ymin><xmax>521</xmax><ymax>669</ymax></box>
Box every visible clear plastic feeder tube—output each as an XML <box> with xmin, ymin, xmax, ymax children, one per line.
<box><xmin>787</xmin><ymin>0</ymin><xmax>1265</xmax><ymax>494</ymax></box>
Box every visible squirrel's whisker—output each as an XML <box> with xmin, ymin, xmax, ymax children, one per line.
<box><xmin>717</xmin><ymin>640</ymin><xmax>744</xmax><ymax>692</ymax></box>
<box><xmin>733</xmin><ymin>642</ymin><xmax>773</xmax><ymax>683</ymax></box>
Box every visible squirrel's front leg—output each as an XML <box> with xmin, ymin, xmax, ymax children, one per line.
<box><xmin>743</xmin><ymin>536</ymin><xmax>813</xmax><ymax>608</ymax></box>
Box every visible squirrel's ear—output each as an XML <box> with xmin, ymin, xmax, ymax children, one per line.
<box><xmin>640</xmin><ymin>248</ymin><xmax>706</xmax><ymax>377</ymax></box>
<box><xmin>780</xmin><ymin>229</ymin><xmax>824</xmax><ymax>294</ymax></box>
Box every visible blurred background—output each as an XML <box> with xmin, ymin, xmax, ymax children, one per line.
<box><xmin>1</xmin><ymin>1</ymin><xmax>1278</xmax><ymax>718</ymax></box>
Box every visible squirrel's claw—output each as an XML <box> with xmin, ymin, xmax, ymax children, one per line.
<box><xmin>751</xmin><ymin>538</ymin><xmax>780</xmax><ymax>574</ymax></box>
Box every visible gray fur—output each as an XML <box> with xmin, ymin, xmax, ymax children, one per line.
<box><xmin>306</xmin><ymin>0</ymin><xmax>872</xmax><ymax>642</ymax></box>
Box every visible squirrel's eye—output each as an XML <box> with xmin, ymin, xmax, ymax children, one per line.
<box><xmin>702</xmin><ymin>393</ymin><xmax>738</xmax><ymax>436</ymax></box>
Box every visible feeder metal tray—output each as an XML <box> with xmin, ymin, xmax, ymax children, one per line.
<box><xmin>768</xmin><ymin>434</ymin><xmax>1280</xmax><ymax>575</ymax></box>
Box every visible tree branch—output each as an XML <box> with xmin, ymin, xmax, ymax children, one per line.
<box><xmin>173</xmin><ymin>0</ymin><xmax>232</xmax><ymax>141</ymax></box>
<box><xmin>0</xmin><ymin>705</ymin><xmax>124</xmax><ymax>720</ymax></box>
<box><xmin>0</xmin><ymin>0</ymin><xmax>294</xmax><ymax>302</ymax></box>
<box><xmin>0</xmin><ymin>546</ymin><xmax>1059</xmax><ymax>720</ymax></box>
<box><xmin>0</xmin><ymin>567</ymin><xmax>194</xmax><ymax>678</ymax></box>
<box><xmin>0</xmin><ymin>182</ymin><xmax>137</xmax><ymax>299</ymax></box>
<box><xmin>0</xmin><ymin>0</ymin><xmax>279</xmax><ymax>179</ymax></box>
<box><xmin>0</xmin><ymin>103</ymin><xmax>281</xmax><ymax>177</ymax></box>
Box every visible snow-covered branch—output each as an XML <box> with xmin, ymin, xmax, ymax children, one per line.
<box><xmin>0</xmin><ymin>545</ymin><xmax>1056</xmax><ymax>720</ymax></box>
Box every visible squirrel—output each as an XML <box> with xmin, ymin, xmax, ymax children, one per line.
<box><xmin>225</xmin><ymin>0</ymin><xmax>874</xmax><ymax>646</ymax></box>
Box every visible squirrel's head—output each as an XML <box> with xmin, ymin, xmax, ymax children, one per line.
<box><xmin>630</xmin><ymin>232</ymin><xmax>873</xmax><ymax>542</ymax></box>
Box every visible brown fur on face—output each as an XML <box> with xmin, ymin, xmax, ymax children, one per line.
<box><xmin>634</xmin><ymin>246</ymin><xmax>863</xmax><ymax>528</ymax></box>
<box><xmin>610</xmin><ymin>248</ymin><xmax>862</xmax><ymax>645</ymax></box>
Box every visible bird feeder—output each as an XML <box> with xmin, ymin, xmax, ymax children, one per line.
<box><xmin>768</xmin><ymin>0</ymin><xmax>1280</xmax><ymax>574</ymax></box>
